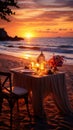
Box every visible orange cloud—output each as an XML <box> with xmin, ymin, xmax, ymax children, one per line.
<box><xmin>0</xmin><ymin>0</ymin><xmax>73</xmax><ymax>37</ymax></box>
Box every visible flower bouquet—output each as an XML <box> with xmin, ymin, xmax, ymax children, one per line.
<box><xmin>48</xmin><ymin>55</ymin><xmax>64</xmax><ymax>72</ymax></box>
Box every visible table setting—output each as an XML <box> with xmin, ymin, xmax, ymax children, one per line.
<box><xmin>24</xmin><ymin>51</ymin><xmax>65</xmax><ymax>76</ymax></box>
<box><xmin>10</xmin><ymin>52</ymin><xmax>73</xmax><ymax>118</ymax></box>
<box><xmin>11</xmin><ymin>51</ymin><xmax>65</xmax><ymax>77</ymax></box>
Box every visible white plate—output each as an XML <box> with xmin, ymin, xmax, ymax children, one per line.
<box><xmin>10</xmin><ymin>67</ymin><xmax>24</xmax><ymax>72</ymax></box>
<box><xmin>20</xmin><ymin>69</ymin><xmax>34</xmax><ymax>74</ymax></box>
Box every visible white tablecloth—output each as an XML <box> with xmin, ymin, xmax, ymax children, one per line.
<box><xmin>12</xmin><ymin>70</ymin><xmax>73</xmax><ymax>117</ymax></box>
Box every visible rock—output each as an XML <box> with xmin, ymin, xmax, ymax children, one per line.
<box><xmin>0</xmin><ymin>28</ymin><xmax>24</xmax><ymax>41</ymax></box>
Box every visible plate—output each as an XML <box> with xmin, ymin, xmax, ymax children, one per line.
<box><xmin>20</xmin><ymin>69</ymin><xmax>34</xmax><ymax>74</ymax></box>
<box><xmin>10</xmin><ymin>67</ymin><xmax>24</xmax><ymax>72</ymax></box>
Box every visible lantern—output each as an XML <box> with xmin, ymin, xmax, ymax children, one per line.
<box><xmin>37</xmin><ymin>51</ymin><xmax>45</xmax><ymax>63</ymax></box>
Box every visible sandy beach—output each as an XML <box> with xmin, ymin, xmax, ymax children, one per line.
<box><xmin>0</xmin><ymin>53</ymin><xmax>73</xmax><ymax>130</ymax></box>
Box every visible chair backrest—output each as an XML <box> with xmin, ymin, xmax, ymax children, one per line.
<box><xmin>0</xmin><ymin>72</ymin><xmax>12</xmax><ymax>93</ymax></box>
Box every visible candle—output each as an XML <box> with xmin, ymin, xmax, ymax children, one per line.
<box><xmin>31</xmin><ymin>62</ymin><xmax>35</xmax><ymax>68</ymax></box>
<box><xmin>36</xmin><ymin>63</ymin><xmax>40</xmax><ymax>69</ymax></box>
<box><xmin>40</xmin><ymin>63</ymin><xmax>44</xmax><ymax>70</ymax></box>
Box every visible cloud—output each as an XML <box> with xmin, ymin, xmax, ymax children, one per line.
<box><xmin>13</xmin><ymin>8</ymin><xmax>45</xmax><ymax>19</ymax></box>
<box><xmin>35</xmin><ymin>11</ymin><xmax>73</xmax><ymax>22</ymax></box>
<box><xmin>59</xmin><ymin>28</ymin><xmax>67</xmax><ymax>31</ymax></box>
<box><xmin>13</xmin><ymin>7</ymin><xmax>73</xmax><ymax>24</ymax></box>
<box><xmin>33</xmin><ymin>0</ymin><xmax>73</xmax><ymax>10</ymax></box>
<box><xmin>35</xmin><ymin>29</ymin><xmax>58</xmax><ymax>34</ymax></box>
<box><xmin>12</xmin><ymin>0</ymin><xmax>73</xmax><ymax>24</ymax></box>
<box><xmin>34</xmin><ymin>0</ymin><xmax>55</xmax><ymax>5</ymax></box>
<box><xmin>66</xmin><ymin>0</ymin><xmax>73</xmax><ymax>8</ymax></box>
<box><xmin>66</xmin><ymin>16</ymin><xmax>73</xmax><ymax>22</ymax></box>
<box><xmin>18</xmin><ymin>0</ymin><xmax>38</xmax><ymax>9</ymax></box>
<box><xmin>55</xmin><ymin>0</ymin><xmax>73</xmax><ymax>8</ymax></box>
<box><xmin>17</xmin><ymin>0</ymin><xmax>73</xmax><ymax>10</ymax></box>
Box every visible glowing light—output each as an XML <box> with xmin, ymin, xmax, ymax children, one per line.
<box><xmin>24</xmin><ymin>32</ymin><xmax>33</xmax><ymax>39</ymax></box>
<box><xmin>24</xmin><ymin>54</ymin><xmax>31</xmax><ymax>59</ymax></box>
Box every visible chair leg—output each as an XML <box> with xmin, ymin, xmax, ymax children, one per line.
<box><xmin>8</xmin><ymin>99</ymin><xmax>15</xmax><ymax>129</ymax></box>
<box><xmin>0</xmin><ymin>96</ymin><xmax>3</xmax><ymax>113</ymax></box>
<box><xmin>16</xmin><ymin>99</ymin><xmax>19</xmax><ymax>112</ymax></box>
<box><xmin>25</xmin><ymin>95</ymin><xmax>31</xmax><ymax>121</ymax></box>
<box><xmin>10</xmin><ymin>107</ymin><xmax>13</xmax><ymax>130</ymax></box>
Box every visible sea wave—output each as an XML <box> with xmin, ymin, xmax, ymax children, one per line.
<box><xmin>4</xmin><ymin>44</ymin><xmax>73</xmax><ymax>54</ymax></box>
<box><xmin>0</xmin><ymin>37</ymin><xmax>73</xmax><ymax>64</ymax></box>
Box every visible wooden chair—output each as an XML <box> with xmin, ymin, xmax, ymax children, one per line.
<box><xmin>0</xmin><ymin>71</ymin><xmax>31</xmax><ymax>129</ymax></box>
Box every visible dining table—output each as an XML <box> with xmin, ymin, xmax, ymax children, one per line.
<box><xmin>10</xmin><ymin>67</ymin><xmax>73</xmax><ymax>118</ymax></box>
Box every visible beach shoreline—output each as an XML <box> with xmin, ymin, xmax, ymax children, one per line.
<box><xmin>0</xmin><ymin>53</ymin><xmax>30</xmax><ymax>72</ymax></box>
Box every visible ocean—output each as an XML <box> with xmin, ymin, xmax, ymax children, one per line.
<box><xmin>0</xmin><ymin>37</ymin><xmax>73</xmax><ymax>65</ymax></box>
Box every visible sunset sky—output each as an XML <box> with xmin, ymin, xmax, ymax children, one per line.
<box><xmin>0</xmin><ymin>0</ymin><xmax>73</xmax><ymax>38</ymax></box>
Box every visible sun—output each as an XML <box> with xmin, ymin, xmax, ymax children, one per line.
<box><xmin>24</xmin><ymin>32</ymin><xmax>33</xmax><ymax>39</ymax></box>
